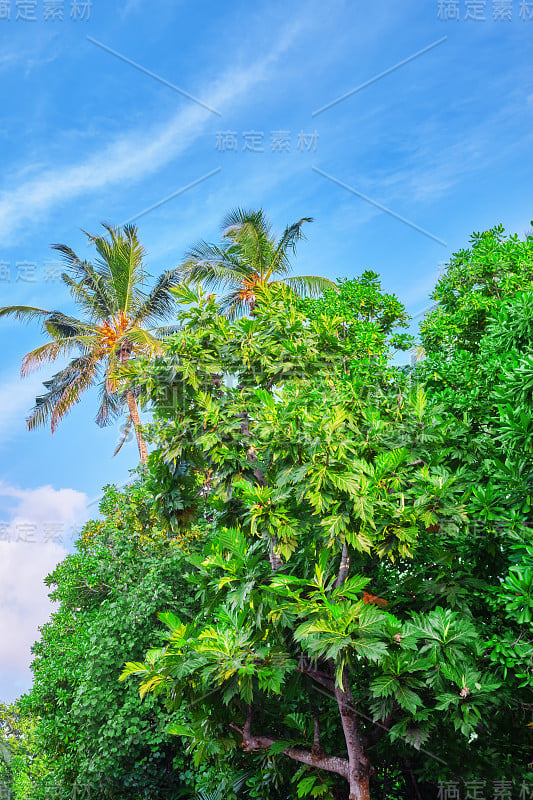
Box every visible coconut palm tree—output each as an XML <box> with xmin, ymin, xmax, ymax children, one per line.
<box><xmin>0</xmin><ymin>224</ymin><xmax>183</xmax><ymax>465</ymax></box>
<box><xmin>181</xmin><ymin>208</ymin><xmax>336</xmax><ymax>317</ymax></box>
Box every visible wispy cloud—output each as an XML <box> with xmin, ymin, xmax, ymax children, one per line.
<box><xmin>367</xmin><ymin>89</ymin><xmax>533</xmax><ymax>206</ymax></box>
<box><xmin>0</xmin><ymin>50</ymin><xmax>50</xmax><ymax>72</ymax></box>
<box><xmin>0</xmin><ymin>24</ymin><xmax>303</xmax><ymax>242</ymax></box>
<box><xmin>120</xmin><ymin>0</ymin><xmax>144</xmax><ymax>18</ymax></box>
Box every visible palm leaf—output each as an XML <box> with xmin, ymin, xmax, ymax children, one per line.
<box><xmin>95</xmin><ymin>382</ymin><xmax>124</xmax><ymax>428</ymax></box>
<box><xmin>113</xmin><ymin>415</ymin><xmax>132</xmax><ymax>455</ymax></box>
<box><xmin>268</xmin><ymin>217</ymin><xmax>313</xmax><ymax>277</ymax></box>
<box><xmin>85</xmin><ymin>224</ymin><xmax>146</xmax><ymax>314</ymax></box>
<box><xmin>50</xmin><ymin>356</ymin><xmax>100</xmax><ymax>433</ymax></box>
<box><xmin>44</xmin><ymin>312</ymin><xmax>97</xmax><ymax>340</ymax></box>
<box><xmin>283</xmin><ymin>275</ymin><xmax>337</xmax><ymax>297</ymax></box>
<box><xmin>224</xmin><ymin>216</ymin><xmax>269</xmax><ymax>275</ymax></box>
<box><xmin>21</xmin><ymin>340</ymin><xmax>82</xmax><ymax>377</ymax></box>
<box><xmin>218</xmin><ymin>292</ymin><xmax>255</xmax><ymax>320</ymax></box>
<box><xmin>26</xmin><ymin>357</ymin><xmax>100</xmax><ymax>432</ymax></box>
<box><xmin>0</xmin><ymin>305</ymin><xmax>50</xmax><ymax>325</ymax></box>
<box><xmin>221</xmin><ymin>207</ymin><xmax>272</xmax><ymax>240</ymax></box>
<box><xmin>132</xmin><ymin>267</ymin><xmax>184</xmax><ymax>324</ymax></box>
<box><xmin>51</xmin><ymin>244</ymin><xmax>114</xmax><ymax>318</ymax></box>
<box><xmin>153</xmin><ymin>324</ymin><xmax>182</xmax><ymax>338</ymax></box>
<box><xmin>60</xmin><ymin>273</ymin><xmax>113</xmax><ymax>321</ymax></box>
<box><xmin>182</xmin><ymin>242</ymin><xmax>248</xmax><ymax>291</ymax></box>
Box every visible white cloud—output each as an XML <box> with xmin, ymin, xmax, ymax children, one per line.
<box><xmin>0</xmin><ymin>25</ymin><xmax>303</xmax><ymax>242</ymax></box>
<box><xmin>0</xmin><ymin>540</ymin><xmax>66</xmax><ymax>661</ymax></box>
<box><xmin>119</xmin><ymin>0</ymin><xmax>145</xmax><ymax>17</ymax></box>
<box><xmin>0</xmin><ymin>49</ymin><xmax>55</xmax><ymax>73</ymax></box>
<box><xmin>0</xmin><ymin>483</ymin><xmax>89</xmax><ymax>701</ymax></box>
<box><xmin>0</xmin><ymin>482</ymin><xmax>89</xmax><ymax>541</ymax></box>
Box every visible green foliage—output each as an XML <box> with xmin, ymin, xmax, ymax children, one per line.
<box><xmin>121</xmin><ymin>281</ymin><xmax>526</xmax><ymax>796</ymax></box>
<box><xmin>415</xmin><ymin>225</ymin><xmax>533</xmax><ymax>781</ymax></box>
<box><xmin>10</xmin><ymin>221</ymin><xmax>533</xmax><ymax>798</ymax></box>
<box><xmin>420</xmin><ymin>223</ymin><xmax>533</xmax><ymax>353</ymax></box>
<box><xmin>300</xmin><ymin>271</ymin><xmax>414</xmax><ymax>358</ymax></box>
<box><xmin>0</xmin><ymin>704</ymin><xmax>42</xmax><ymax>800</ymax></box>
<box><xmin>19</xmin><ymin>483</ymin><xmax>205</xmax><ymax>799</ymax></box>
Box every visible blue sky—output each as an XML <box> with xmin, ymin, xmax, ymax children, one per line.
<box><xmin>0</xmin><ymin>0</ymin><xmax>532</xmax><ymax>701</ymax></box>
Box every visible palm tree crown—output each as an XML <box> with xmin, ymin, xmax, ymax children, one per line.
<box><xmin>0</xmin><ymin>224</ymin><xmax>183</xmax><ymax>464</ymax></box>
<box><xmin>181</xmin><ymin>208</ymin><xmax>336</xmax><ymax>317</ymax></box>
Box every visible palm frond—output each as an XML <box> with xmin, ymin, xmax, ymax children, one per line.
<box><xmin>152</xmin><ymin>324</ymin><xmax>182</xmax><ymax>338</ymax></box>
<box><xmin>51</xmin><ymin>244</ymin><xmax>114</xmax><ymax>319</ymax></box>
<box><xmin>95</xmin><ymin>383</ymin><xmax>124</xmax><ymax>428</ymax></box>
<box><xmin>49</xmin><ymin>357</ymin><xmax>100</xmax><ymax>433</ymax></box>
<box><xmin>183</xmin><ymin>252</ymin><xmax>251</xmax><ymax>292</ymax></box>
<box><xmin>113</xmin><ymin>415</ymin><xmax>132</xmax><ymax>456</ymax></box>
<box><xmin>182</xmin><ymin>241</ymin><xmax>245</xmax><ymax>285</ymax></box>
<box><xmin>21</xmin><ymin>340</ymin><xmax>82</xmax><ymax>377</ymax></box>
<box><xmin>119</xmin><ymin>327</ymin><xmax>164</xmax><ymax>355</ymax></box>
<box><xmin>26</xmin><ymin>357</ymin><xmax>100</xmax><ymax>431</ymax></box>
<box><xmin>44</xmin><ymin>312</ymin><xmax>97</xmax><ymax>340</ymax></box>
<box><xmin>221</xmin><ymin>209</ymin><xmax>273</xmax><ymax>277</ymax></box>
<box><xmin>268</xmin><ymin>217</ymin><xmax>312</xmax><ymax>278</ymax></box>
<box><xmin>218</xmin><ymin>292</ymin><xmax>254</xmax><ymax>320</ymax></box>
<box><xmin>221</xmin><ymin>208</ymin><xmax>271</xmax><ymax>239</ymax></box>
<box><xmin>132</xmin><ymin>267</ymin><xmax>184</xmax><ymax>325</ymax></box>
<box><xmin>86</xmin><ymin>224</ymin><xmax>146</xmax><ymax>314</ymax></box>
<box><xmin>0</xmin><ymin>305</ymin><xmax>50</xmax><ymax>326</ymax></box>
<box><xmin>283</xmin><ymin>275</ymin><xmax>337</xmax><ymax>298</ymax></box>
<box><xmin>60</xmin><ymin>273</ymin><xmax>113</xmax><ymax>320</ymax></box>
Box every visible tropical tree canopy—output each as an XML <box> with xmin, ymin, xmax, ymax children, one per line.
<box><xmin>416</xmin><ymin>232</ymin><xmax>533</xmax><ymax>740</ymax></box>
<box><xmin>180</xmin><ymin>208</ymin><xmax>337</xmax><ymax>318</ymax></box>
<box><xmin>120</xmin><ymin>283</ymin><xmax>529</xmax><ymax>799</ymax></box>
<box><xmin>0</xmin><ymin>224</ymin><xmax>183</xmax><ymax>463</ymax></box>
<box><xmin>4</xmin><ymin>221</ymin><xmax>533</xmax><ymax>800</ymax></box>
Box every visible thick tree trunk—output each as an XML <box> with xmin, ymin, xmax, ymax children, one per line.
<box><xmin>125</xmin><ymin>389</ymin><xmax>148</xmax><ymax>465</ymax></box>
<box><xmin>333</xmin><ymin>543</ymin><xmax>372</xmax><ymax>797</ymax></box>
<box><xmin>335</xmin><ymin>679</ymin><xmax>371</xmax><ymax>800</ymax></box>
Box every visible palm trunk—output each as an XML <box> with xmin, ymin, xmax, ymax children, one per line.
<box><xmin>125</xmin><ymin>389</ymin><xmax>148</xmax><ymax>466</ymax></box>
<box><xmin>119</xmin><ymin>344</ymin><xmax>148</xmax><ymax>466</ymax></box>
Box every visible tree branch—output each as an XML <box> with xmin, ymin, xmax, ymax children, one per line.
<box><xmin>335</xmin><ymin>541</ymin><xmax>351</xmax><ymax>588</ymax></box>
<box><xmin>230</xmin><ymin>706</ymin><xmax>349</xmax><ymax>780</ymax></box>
<box><xmin>298</xmin><ymin>665</ymin><xmax>335</xmax><ymax>692</ymax></box>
